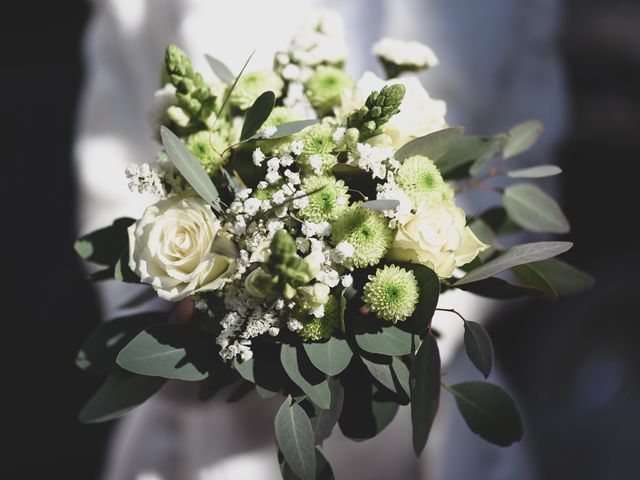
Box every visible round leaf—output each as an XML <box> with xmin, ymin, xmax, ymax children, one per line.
<box><xmin>503</xmin><ymin>120</ymin><xmax>543</xmax><ymax>159</ymax></box>
<box><xmin>240</xmin><ymin>91</ymin><xmax>276</xmax><ymax>140</ymax></box>
<box><xmin>311</xmin><ymin>377</ymin><xmax>344</xmax><ymax>444</ymax></box>
<box><xmin>448</xmin><ymin>381</ymin><xmax>523</xmax><ymax>446</ymax></box>
<box><xmin>507</xmin><ymin>165</ymin><xmax>562</xmax><ymax>178</ymax></box>
<box><xmin>395</xmin><ymin>127</ymin><xmax>464</xmax><ymax>162</ymax></box>
<box><xmin>303</xmin><ymin>337</ymin><xmax>353</xmax><ymax>376</ymax></box>
<box><xmin>281</xmin><ymin>343</ymin><xmax>331</xmax><ymax>409</ymax></box>
<box><xmin>355</xmin><ymin>325</ymin><xmax>414</xmax><ymax>356</ymax></box>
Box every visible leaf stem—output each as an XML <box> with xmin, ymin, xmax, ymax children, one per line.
<box><xmin>435</xmin><ymin>308</ymin><xmax>468</xmax><ymax>323</ymax></box>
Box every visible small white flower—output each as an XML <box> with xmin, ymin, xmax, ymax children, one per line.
<box><xmin>282</xmin><ymin>63</ymin><xmax>301</xmax><ymax>81</ymax></box>
<box><xmin>272</xmin><ymin>190</ymin><xmax>287</xmax><ymax>204</ymax></box>
<box><xmin>280</xmin><ymin>154</ymin><xmax>294</xmax><ymax>167</ymax></box>
<box><xmin>266</xmin><ymin>170</ymin><xmax>281</xmax><ymax>184</ymax></box>
<box><xmin>309</xmin><ymin>155</ymin><xmax>324</xmax><ymax>175</ymax></box>
<box><xmin>291</xmin><ymin>140</ymin><xmax>304</xmax><ymax>155</ymax></box>
<box><xmin>274</xmin><ymin>298</ymin><xmax>285</xmax><ymax>310</ymax></box>
<box><xmin>262</xmin><ymin>125</ymin><xmax>278</xmax><ymax>139</ymax></box>
<box><xmin>276</xmin><ymin>52</ymin><xmax>290</xmax><ymax>66</ymax></box>
<box><xmin>292</xmin><ymin>195</ymin><xmax>309</xmax><ymax>210</ymax></box>
<box><xmin>317</xmin><ymin>269</ymin><xmax>340</xmax><ymax>288</ymax></box>
<box><xmin>284</xmin><ymin>169</ymin><xmax>301</xmax><ymax>185</ymax></box>
<box><xmin>252</xmin><ymin>148</ymin><xmax>266</xmax><ymax>166</ymax></box>
<box><xmin>333</xmin><ymin>241</ymin><xmax>355</xmax><ymax>261</ymax></box>
<box><xmin>268</xmin><ymin>326</ymin><xmax>280</xmax><ymax>337</ymax></box>
<box><xmin>310</xmin><ymin>306</ymin><xmax>325</xmax><ymax>318</ymax></box>
<box><xmin>257</xmin><ymin>181</ymin><xmax>269</xmax><ymax>190</ymax></box>
<box><xmin>288</xmin><ymin>319</ymin><xmax>303</xmax><ymax>332</ymax></box>
<box><xmin>332</xmin><ymin>127</ymin><xmax>346</xmax><ymax>143</ymax></box>
<box><xmin>236</xmin><ymin>188</ymin><xmax>252</xmax><ymax>200</ymax></box>
<box><xmin>243</xmin><ymin>198</ymin><xmax>262</xmax><ymax>216</ymax></box>
<box><xmin>341</xmin><ymin>274</ymin><xmax>353</xmax><ymax>288</ymax></box>
<box><xmin>267</xmin><ymin>157</ymin><xmax>281</xmax><ymax>171</ymax></box>
<box><xmin>296</xmin><ymin>237</ymin><xmax>311</xmax><ymax>253</ymax></box>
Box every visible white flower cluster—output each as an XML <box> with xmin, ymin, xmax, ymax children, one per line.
<box><xmin>125</xmin><ymin>163</ymin><xmax>166</xmax><ymax>196</ymax></box>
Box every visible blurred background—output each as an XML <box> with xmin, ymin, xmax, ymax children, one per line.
<box><xmin>3</xmin><ymin>0</ymin><xmax>639</xmax><ymax>478</ymax></box>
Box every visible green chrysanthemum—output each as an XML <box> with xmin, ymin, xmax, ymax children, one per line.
<box><xmin>263</xmin><ymin>106</ymin><xmax>305</xmax><ymax>128</ymax></box>
<box><xmin>299</xmin><ymin>296</ymin><xmax>339</xmax><ymax>341</ymax></box>
<box><xmin>331</xmin><ymin>204</ymin><xmax>394</xmax><ymax>268</ymax></box>
<box><xmin>305</xmin><ymin>66</ymin><xmax>354</xmax><ymax>116</ymax></box>
<box><xmin>230</xmin><ymin>70</ymin><xmax>284</xmax><ymax>110</ymax></box>
<box><xmin>396</xmin><ymin>154</ymin><xmax>452</xmax><ymax>205</ymax></box>
<box><xmin>185</xmin><ymin>130</ymin><xmax>228</xmax><ymax>174</ymax></box>
<box><xmin>299</xmin><ymin>175</ymin><xmax>349</xmax><ymax>222</ymax></box>
<box><xmin>299</xmin><ymin>124</ymin><xmax>337</xmax><ymax>173</ymax></box>
<box><xmin>363</xmin><ymin>265</ymin><xmax>419</xmax><ymax>323</ymax></box>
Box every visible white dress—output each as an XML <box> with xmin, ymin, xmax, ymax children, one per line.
<box><xmin>75</xmin><ymin>0</ymin><xmax>564</xmax><ymax>478</ymax></box>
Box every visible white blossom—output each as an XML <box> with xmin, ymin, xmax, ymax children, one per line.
<box><xmin>290</xmin><ymin>140</ymin><xmax>304</xmax><ymax>155</ymax></box>
<box><xmin>288</xmin><ymin>319</ymin><xmax>304</xmax><ymax>332</ymax></box>
<box><xmin>309</xmin><ymin>155</ymin><xmax>324</xmax><ymax>175</ymax></box>
<box><xmin>341</xmin><ymin>274</ymin><xmax>354</xmax><ymax>288</ymax></box>
<box><xmin>252</xmin><ymin>148</ymin><xmax>266</xmax><ymax>166</ymax></box>
<box><xmin>243</xmin><ymin>198</ymin><xmax>262</xmax><ymax>216</ymax></box>
<box><xmin>372</xmin><ymin>38</ymin><xmax>439</xmax><ymax>69</ymax></box>
<box><xmin>262</xmin><ymin>125</ymin><xmax>278</xmax><ymax>139</ymax></box>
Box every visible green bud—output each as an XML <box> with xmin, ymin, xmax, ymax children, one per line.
<box><xmin>347</xmin><ymin>83</ymin><xmax>406</xmax><ymax>141</ymax></box>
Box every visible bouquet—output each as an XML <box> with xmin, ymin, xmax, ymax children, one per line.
<box><xmin>75</xmin><ymin>10</ymin><xmax>592</xmax><ymax>479</ymax></box>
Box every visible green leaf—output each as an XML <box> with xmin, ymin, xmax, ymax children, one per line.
<box><xmin>468</xmin><ymin>134</ymin><xmax>509</xmax><ymax>176</ymax></box>
<box><xmin>235</xmin><ymin>344</ymin><xmax>287</xmax><ymax>396</ymax></box>
<box><xmin>361</xmin><ymin>199</ymin><xmax>400</xmax><ymax>211</ymax></box>
<box><xmin>503</xmin><ymin>184</ymin><xmax>570</xmax><ymax>234</ymax></box>
<box><xmin>454</xmin><ymin>277</ymin><xmax>542</xmax><ymax>299</ymax></box>
<box><xmin>361</xmin><ymin>355</ymin><xmax>409</xmax><ymax>397</ymax></box>
<box><xmin>512</xmin><ymin>264</ymin><xmax>558</xmax><ymax>300</ymax></box>
<box><xmin>410</xmin><ymin>335</ymin><xmax>441</xmax><ymax>455</ymax></box>
<box><xmin>114</xmin><ymin>249</ymin><xmax>140</xmax><ymax>283</ymax></box>
<box><xmin>503</xmin><ymin>120</ymin><xmax>543</xmax><ymax>159</ymax></box>
<box><xmin>303</xmin><ymin>337</ymin><xmax>353</xmax><ymax>376</ymax></box>
<box><xmin>205</xmin><ymin>54</ymin><xmax>235</xmax><ymax>83</ymax></box>
<box><xmin>394</xmin><ymin>263</ymin><xmax>440</xmax><ymax>334</ymax></box>
<box><xmin>311</xmin><ymin>377</ymin><xmax>344</xmax><ymax>444</ymax></box>
<box><xmin>117</xmin><ymin>324</ymin><xmax>217</xmax><ymax>381</ymax></box>
<box><xmin>234</xmin><ymin>356</ymin><xmax>255</xmax><ymax>383</ymax></box>
<box><xmin>454</xmin><ymin>241</ymin><xmax>573</xmax><ymax>286</ymax></box>
<box><xmin>339</xmin><ymin>388</ymin><xmax>399</xmax><ymax>441</ymax></box>
<box><xmin>254</xmin><ymin>119</ymin><xmax>318</xmax><ymax>140</ymax></box>
<box><xmin>76</xmin><ymin>312</ymin><xmax>167</xmax><ymax>374</ymax></box>
<box><xmin>331</xmin><ymin>163</ymin><xmax>368</xmax><ymax>179</ymax></box>
<box><xmin>74</xmin><ymin>218</ymin><xmax>135</xmax><ymax>266</ymax></box>
<box><xmin>215</xmin><ymin>50</ymin><xmax>255</xmax><ymax>118</ymax></box>
<box><xmin>395</xmin><ymin>127</ymin><xmax>464</xmax><ymax>162</ymax></box>
<box><xmin>240</xmin><ymin>91</ymin><xmax>276</xmax><ymax>141</ymax></box>
<box><xmin>275</xmin><ymin>397</ymin><xmax>317</xmax><ymax>480</ymax></box>
<box><xmin>160</xmin><ymin>126</ymin><xmax>221</xmax><ymax>209</ymax></box>
<box><xmin>526</xmin><ymin>258</ymin><xmax>594</xmax><ymax>295</ymax></box>
<box><xmin>281</xmin><ymin>343</ymin><xmax>331</xmax><ymax>409</ymax></box>
<box><xmin>463</xmin><ymin>321</ymin><xmax>494</xmax><ymax>378</ymax></box>
<box><xmin>355</xmin><ymin>323</ymin><xmax>414</xmax><ymax>356</ymax></box>
<box><xmin>448</xmin><ymin>381</ymin><xmax>523</xmax><ymax>446</ymax></box>
<box><xmin>281</xmin><ymin>448</ymin><xmax>334</xmax><ymax>480</ymax></box>
<box><xmin>507</xmin><ymin>165</ymin><xmax>562</xmax><ymax>178</ymax></box>
<box><xmin>79</xmin><ymin>371</ymin><xmax>165</xmax><ymax>423</ymax></box>
<box><xmin>212</xmin><ymin>235</ymin><xmax>239</xmax><ymax>258</ymax></box>
<box><xmin>437</xmin><ymin>136</ymin><xmax>502</xmax><ymax>178</ymax></box>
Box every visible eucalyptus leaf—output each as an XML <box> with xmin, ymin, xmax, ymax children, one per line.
<box><xmin>331</xmin><ymin>163</ymin><xmax>368</xmax><ymax>179</ymax></box>
<box><xmin>303</xmin><ymin>337</ymin><xmax>353</xmax><ymax>376</ymax></box>
<box><xmin>512</xmin><ymin>264</ymin><xmax>558</xmax><ymax>300</ymax></box>
<box><xmin>311</xmin><ymin>377</ymin><xmax>344</xmax><ymax>444</ymax></box>
<box><xmin>454</xmin><ymin>277</ymin><xmax>542</xmax><ymax>299</ymax></box>
<box><xmin>454</xmin><ymin>241</ymin><xmax>573</xmax><ymax>286</ymax></box>
<box><xmin>503</xmin><ymin>183</ymin><xmax>570</xmax><ymax>234</ymax></box>
<box><xmin>463</xmin><ymin>321</ymin><xmax>494</xmax><ymax>378</ymax></box>
<box><xmin>275</xmin><ymin>397</ymin><xmax>317</xmax><ymax>480</ymax></box>
<box><xmin>79</xmin><ymin>371</ymin><xmax>165</xmax><ymax>424</ymax></box>
<box><xmin>361</xmin><ymin>357</ymin><xmax>397</xmax><ymax>394</ymax></box>
<box><xmin>205</xmin><ymin>54</ymin><xmax>235</xmax><ymax>83</ymax></box>
<box><xmin>525</xmin><ymin>258</ymin><xmax>595</xmax><ymax>295</ymax></box>
<box><xmin>506</xmin><ymin>165</ymin><xmax>562</xmax><ymax>178</ymax></box>
<box><xmin>253</xmin><ymin>119</ymin><xmax>318</xmax><ymax>140</ymax></box>
<box><xmin>410</xmin><ymin>335</ymin><xmax>441</xmax><ymax>455</ymax></box>
<box><xmin>74</xmin><ymin>218</ymin><xmax>135</xmax><ymax>266</ymax></box>
<box><xmin>240</xmin><ymin>91</ymin><xmax>276</xmax><ymax>140</ymax></box>
<box><xmin>281</xmin><ymin>343</ymin><xmax>331</xmax><ymax>409</ymax></box>
<box><xmin>438</xmin><ymin>136</ymin><xmax>501</xmax><ymax>178</ymax></box>
<box><xmin>215</xmin><ymin>50</ymin><xmax>255</xmax><ymax>117</ymax></box>
<box><xmin>117</xmin><ymin>324</ymin><xmax>218</xmax><ymax>381</ymax></box>
<box><xmin>394</xmin><ymin>263</ymin><xmax>439</xmax><ymax>334</ymax></box>
<box><xmin>395</xmin><ymin>127</ymin><xmax>464</xmax><ymax>162</ymax></box>
<box><xmin>281</xmin><ymin>448</ymin><xmax>334</xmax><ymax>480</ymax></box>
<box><xmin>468</xmin><ymin>134</ymin><xmax>508</xmax><ymax>176</ymax></box>
<box><xmin>355</xmin><ymin>323</ymin><xmax>414</xmax><ymax>356</ymax></box>
<box><xmin>160</xmin><ymin>126</ymin><xmax>221</xmax><ymax>209</ymax></box>
<box><xmin>503</xmin><ymin>120</ymin><xmax>543</xmax><ymax>159</ymax></box>
<box><xmin>448</xmin><ymin>381</ymin><xmax>523</xmax><ymax>446</ymax></box>
<box><xmin>76</xmin><ymin>311</ymin><xmax>167</xmax><ymax>374</ymax></box>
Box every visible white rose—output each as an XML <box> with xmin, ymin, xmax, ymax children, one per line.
<box><xmin>387</xmin><ymin>200</ymin><xmax>488</xmax><ymax>278</ymax></box>
<box><xmin>128</xmin><ymin>195</ymin><xmax>234</xmax><ymax>301</ymax></box>
<box><xmin>338</xmin><ymin>71</ymin><xmax>447</xmax><ymax>150</ymax></box>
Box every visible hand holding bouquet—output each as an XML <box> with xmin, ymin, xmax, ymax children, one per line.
<box><xmin>75</xmin><ymin>11</ymin><xmax>592</xmax><ymax>479</ymax></box>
